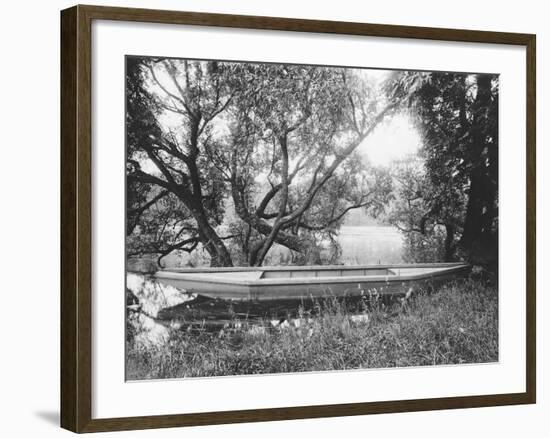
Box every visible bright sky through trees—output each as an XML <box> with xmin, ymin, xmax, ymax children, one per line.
<box><xmin>356</xmin><ymin>69</ymin><xmax>421</xmax><ymax>166</ymax></box>
<box><xmin>358</xmin><ymin>113</ymin><xmax>422</xmax><ymax>166</ymax></box>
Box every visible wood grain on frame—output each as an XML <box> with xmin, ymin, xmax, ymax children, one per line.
<box><xmin>60</xmin><ymin>4</ymin><xmax>536</xmax><ymax>433</ymax></box>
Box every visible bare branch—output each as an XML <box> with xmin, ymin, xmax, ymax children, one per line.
<box><xmin>127</xmin><ymin>190</ymin><xmax>170</xmax><ymax>235</ymax></box>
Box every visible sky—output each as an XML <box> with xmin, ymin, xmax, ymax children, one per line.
<box><xmin>358</xmin><ymin>113</ymin><xmax>422</xmax><ymax>166</ymax></box>
<box><xmin>355</xmin><ymin>69</ymin><xmax>422</xmax><ymax>167</ymax></box>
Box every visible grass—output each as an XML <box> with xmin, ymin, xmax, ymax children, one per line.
<box><xmin>126</xmin><ymin>278</ymin><xmax>498</xmax><ymax>380</ymax></box>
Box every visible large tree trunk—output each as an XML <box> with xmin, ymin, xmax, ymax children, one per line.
<box><xmin>196</xmin><ymin>218</ymin><xmax>234</xmax><ymax>267</ymax></box>
<box><xmin>444</xmin><ymin>223</ymin><xmax>455</xmax><ymax>262</ymax></box>
<box><xmin>459</xmin><ymin>74</ymin><xmax>498</xmax><ymax>267</ymax></box>
<box><xmin>181</xmin><ymin>195</ymin><xmax>234</xmax><ymax>267</ymax></box>
<box><xmin>230</xmin><ymin>177</ymin><xmax>304</xmax><ymax>266</ymax></box>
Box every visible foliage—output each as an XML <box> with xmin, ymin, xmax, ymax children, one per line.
<box><xmin>126</xmin><ymin>58</ymin><xmax>398</xmax><ymax>267</ymax></box>
<box><xmin>387</xmin><ymin>154</ymin><xmax>462</xmax><ymax>262</ymax></box>
<box><xmin>126</xmin><ymin>59</ymin><xmax>243</xmax><ymax>266</ymax></box>
<box><xmin>127</xmin><ymin>58</ymin><xmax>499</xmax><ymax>269</ymax></box>
<box><xmin>385</xmin><ymin>72</ymin><xmax>499</xmax><ymax>266</ymax></box>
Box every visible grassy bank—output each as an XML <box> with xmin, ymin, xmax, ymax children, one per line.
<box><xmin>126</xmin><ymin>279</ymin><xmax>498</xmax><ymax>380</ymax></box>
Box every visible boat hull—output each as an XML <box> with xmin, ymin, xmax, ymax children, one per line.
<box><xmin>154</xmin><ymin>263</ymin><xmax>471</xmax><ymax>301</ymax></box>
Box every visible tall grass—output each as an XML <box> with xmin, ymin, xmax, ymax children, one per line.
<box><xmin>126</xmin><ymin>278</ymin><xmax>498</xmax><ymax>380</ymax></box>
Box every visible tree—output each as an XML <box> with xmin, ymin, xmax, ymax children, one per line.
<box><xmin>459</xmin><ymin>74</ymin><xmax>499</xmax><ymax>266</ymax></box>
<box><xmin>126</xmin><ymin>58</ymin><xmax>237</xmax><ymax>266</ymax></box>
<box><xmin>224</xmin><ymin>65</ymin><xmax>397</xmax><ymax>265</ymax></box>
<box><xmin>386</xmin><ymin>71</ymin><xmax>499</xmax><ymax>267</ymax></box>
<box><xmin>388</xmin><ymin>155</ymin><xmax>463</xmax><ymax>262</ymax></box>
<box><xmin>127</xmin><ymin>59</ymin><xmax>403</xmax><ymax>267</ymax></box>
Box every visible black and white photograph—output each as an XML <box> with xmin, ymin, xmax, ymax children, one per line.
<box><xmin>0</xmin><ymin>0</ymin><xmax>543</xmax><ymax>435</ymax></box>
<box><xmin>125</xmin><ymin>56</ymin><xmax>499</xmax><ymax>380</ymax></box>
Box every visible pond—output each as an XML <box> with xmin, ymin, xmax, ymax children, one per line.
<box><xmin>337</xmin><ymin>225</ymin><xmax>403</xmax><ymax>264</ymax></box>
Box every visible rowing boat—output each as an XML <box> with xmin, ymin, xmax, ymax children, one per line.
<box><xmin>154</xmin><ymin>263</ymin><xmax>470</xmax><ymax>301</ymax></box>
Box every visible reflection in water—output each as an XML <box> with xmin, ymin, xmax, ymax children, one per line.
<box><xmin>127</xmin><ymin>273</ymin><xmax>194</xmax><ymax>347</ymax></box>
<box><xmin>127</xmin><ymin>273</ymin><xmax>196</xmax><ymax>317</ymax></box>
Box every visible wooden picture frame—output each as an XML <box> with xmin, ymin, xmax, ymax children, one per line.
<box><xmin>60</xmin><ymin>4</ymin><xmax>536</xmax><ymax>433</ymax></box>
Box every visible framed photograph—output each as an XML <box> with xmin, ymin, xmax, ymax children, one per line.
<box><xmin>60</xmin><ymin>4</ymin><xmax>536</xmax><ymax>433</ymax></box>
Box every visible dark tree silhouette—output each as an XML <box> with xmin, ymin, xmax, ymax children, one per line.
<box><xmin>386</xmin><ymin>71</ymin><xmax>498</xmax><ymax>267</ymax></box>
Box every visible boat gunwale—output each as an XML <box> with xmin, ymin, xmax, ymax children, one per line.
<box><xmin>155</xmin><ymin>263</ymin><xmax>470</xmax><ymax>287</ymax></box>
<box><xmin>159</xmin><ymin>262</ymin><xmax>468</xmax><ymax>274</ymax></box>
